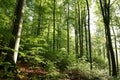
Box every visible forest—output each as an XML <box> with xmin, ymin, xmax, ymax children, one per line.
<box><xmin>0</xmin><ymin>0</ymin><xmax>120</xmax><ymax>80</ymax></box>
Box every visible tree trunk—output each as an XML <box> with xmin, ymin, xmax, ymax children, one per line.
<box><xmin>47</xmin><ymin>19</ymin><xmax>50</xmax><ymax>43</ymax></box>
<box><xmin>5</xmin><ymin>0</ymin><xmax>26</xmax><ymax>64</ymax></box>
<box><xmin>77</xmin><ymin>1</ymin><xmax>81</xmax><ymax>58</ymax></box>
<box><xmin>57</xmin><ymin>13</ymin><xmax>62</xmax><ymax>50</ymax></box>
<box><xmin>53</xmin><ymin>0</ymin><xmax>56</xmax><ymax>51</ymax></box>
<box><xmin>67</xmin><ymin>0</ymin><xmax>70</xmax><ymax>54</ymax></box>
<box><xmin>74</xmin><ymin>0</ymin><xmax>78</xmax><ymax>58</ymax></box>
<box><xmin>86</xmin><ymin>0</ymin><xmax>92</xmax><ymax>70</ymax></box>
<box><xmin>107</xmin><ymin>47</ymin><xmax>111</xmax><ymax>76</ymax></box>
<box><xmin>79</xmin><ymin>8</ymin><xmax>84</xmax><ymax>58</ymax></box>
<box><xmin>112</xmin><ymin>27</ymin><xmax>119</xmax><ymax>74</ymax></box>
<box><xmin>37</xmin><ymin>0</ymin><xmax>42</xmax><ymax>35</ymax></box>
<box><xmin>99</xmin><ymin>0</ymin><xmax>117</xmax><ymax>76</ymax></box>
<box><xmin>84</xmin><ymin>8</ymin><xmax>88</xmax><ymax>60</ymax></box>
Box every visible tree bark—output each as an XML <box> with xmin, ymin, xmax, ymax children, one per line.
<box><xmin>77</xmin><ymin>1</ymin><xmax>81</xmax><ymax>58</ymax></box>
<box><xmin>79</xmin><ymin>8</ymin><xmax>84</xmax><ymax>58</ymax></box>
<box><xmin>57</xmin><ymin>13</ymin><xmax>62</xmax><ymax>50</ymax></box>
<box><xmin>37</xmin><ymin>0</ymin><xmax>42</xmax><ymax>35</ymax></box>
<box><xmin>112</xmin><ymin>27</ymin><xmax>119</xmax><ymax>74</ymax></box>
<box><xmin>5</xmin><ymin>0</ymin><xmax>26</xmax><ymax>63</ymax></box>
<box><xmin>99</xmin><ymin>0</ymin><xmax>117</xmax><ymax>76</ymax></box>
<box><xmin>86</xmin><ymin>0</ymin><xmax>92</xmax><ymax>70</ymax></box>
<box><xmin>74</xmin><ymin>0</ymin><xmax>79</xmax><ymax>58</ymax></box>
<box><xmin>53</xmin><ymin>0</ymin><xmax>56</xmax><ymax>51</ymax></box>
<box><xmin>67</xmin><ymin>0</ymin><xmax>70</xmax><ymax>54</ymax></box>
<box><xmin>47</xmin><ymin>19</ymin><xmax>50</xmax><ymax>43</ymax></box>
<box><xmin>84</xmin><ymin>8</ymin><xmax>88</xmax><ymax>60</ymax></box>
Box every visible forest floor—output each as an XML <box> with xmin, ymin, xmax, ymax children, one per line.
<box><xmin>18</xmin><ymin>62</ymin><xmax>96</xmax><ymax>80</ymax></box>
<box><xmin>1</xmin><ymin>62</ymin><xmax>117</xmax><ymax>80</ymax></box>
<box><xmin>0</xmin><ymin>62</ymin><xmax>96</xmax><ymax>80</ymax></box>
<box><xmin>18</xmin><ymin>62</ymin><xmax>48</xmax><ymax>80</ymax></box>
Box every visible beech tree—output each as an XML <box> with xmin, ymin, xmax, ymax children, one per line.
<box><xmin>37</xmin><ymin>0</ymin><xmax>42</xmax><ymax>35</ymax></box>
<box><xmin>86</xmin><ymin>0</ymin><xmax>92</xmax><ymax>70</ymax></box>
<box><xmin>5</xmin><ymin>0</ymin><xmax>26</xmax><ymax>63</ymax></box>
<box><xmin>67</xmin><ymin>0</ymin><xmax>70</xmax><ymax>54</ymax></box>
<box><xmin>53</xmin><ymin>0</ymin><xmax>56</xmax><ymax>51</ymax></box>
<box><xmin>99</xmin><ymin>0</ymin><xmax>117</xmax><ymax>76</ymax></box>
<box><xmin>74</xmin><ymin>0</ymin><xmax>79</xmax><ymax>57</ymax></box>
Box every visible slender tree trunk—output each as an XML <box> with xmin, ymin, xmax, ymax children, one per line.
<box><xmin>74</xmin><ymin>0</ymin><xmax>78</xmax><ymax>57</ymax></box>
<box><xmin>79</xmin><ymin>9</ymin><xmax>84</xmax><ymax>58</ymax></box>
<box><xmin>105</xmin><ymin>22</ymin><xmax>111</xmax><ymax>76</ymax></box>
<box><xmin>57</xmin><ymin>13</ymin><xmax>62</xmax><ymax>50</ymax></box>
<box><xmin>77</xmin><ymin>1</ymin><xmax>81</xmax><ymax>58</ymax></box>
<box><xmin>112</xmin><ymin>27</ymin><xmax>119</xmax><ymax>74</ymax></box>
<box><xmin>99</xmin><ymin>0</ymin><xmax>117</xmax><ymax>76</ymax></box>
<box><xmin>86</xmin><ymin>0</ymin><xmax>92</xmax><ymax>70</ymax></box>
<box><xmin>57</xmin><ymin>23</ymin><xmax>59</xmax><ymax>51</ymax></box>
<box><xmin>75</xmin><ymin>28</ymin><xmax>78</xmax><ymax>57</ymax></box>
<box><xmin>37</xmin><ymin>0</ymin><xmax>42</xmax><ymax>35</ymax></box>
<box><xmin>107</xmin><ymin>49</ymin><xmax>112</xmax><ymax>75</ymax></box>
<box><xmin>5</xmin><ymin>0</ymin><xmax>26</xmax><ymax>63</ymax></box>
<box><xmin>31</xmin><ymin>3</ymin><xmax>36</xmax><ymax>36</ymax></box>
<box><xmin>84</xmin><ymin>8</ymin><xmax>88</xmax><ymax>60</ymax></box>
<box><xmin>67</xmin><ymin>0</ymin><xmax>70</xmax><ymax>54</ymax></box>
<box><xmin>53</xmin><ymin>0</ymin><xmax>56</xmax><ymax>51</ymax></box>
<box><xmin>59</xmin><ymin>27</ymin><xmax>62</xmax><ymax>50</ymax></box>
<box><xmin>47</xmin><ymin>19</ymin><xmax>50</xmax><ymax>43</ymax></box>
<box><xmin>59</xmin><ymin>14</ymin><xmax>62</xmax><ymax>49</ymax></box>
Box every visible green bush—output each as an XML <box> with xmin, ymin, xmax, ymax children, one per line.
<box><xmin>0</xmin><ymin>61</ymin><xmax>19</xmax><ymax>80</ymax></box>
<box><xmin>93</xmin><ymin>56</ymin><xmax>108</xmax><ymax>69</ymax></box>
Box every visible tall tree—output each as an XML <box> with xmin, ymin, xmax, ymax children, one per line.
<box><xmin>5</xmin><ymin>0</ymin><xmax>26</xmax><ymax>63</ymax></box>
<box><xmin>112</xmin><ymin>27</ymin><xmax>119</xmax><ymax>74</ymax></box>
<box><xmin>86</xmin><ymin>0</ymin><xmax>92</xmax><ymax>70</ymax></box>
<box><xmin>67</xmin><ymin>0</ymin><xmax>70</xmax><ymax>54</ymax></box>
<box><xmin>37</xmin><ymin>0</ymin><xmax>42</xmax><ymax>35</ymax></box>
<box><xmin>57</xmin><ymin>13</ymin><xmax>62</xmax><ymax>50</ymax></box>
<box><xmin>74</xmin><ymin>0</ymin><xmax>79</xmax><ymax>57</ymax></box>
<box><xmin>77</xmin><ymin>1</ymin><xmax>81</xmax><ymax>58</ymax></box>
<box><xmin>79</xmin><ymin>8</ymin><xmax>84</xmax><ymax>58</ymax></box>
<box><xmin>53</xmin><ymin>0</ymin><xmax>56</xmax><ymax>51</ymax></box>
<box><xmin>84</xmin><ymin>8</ymin><xmax>88</xmax><ymax>59</ymax></box>
<box><xmin>99</xmin><ymin>0</ymin><xmax>117</xmax><ymax>76</ymax></box>
<box><xmin>47</xmin><ymin>18</ymin><xmax>51</xmax><ymax>43</ymax></box>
